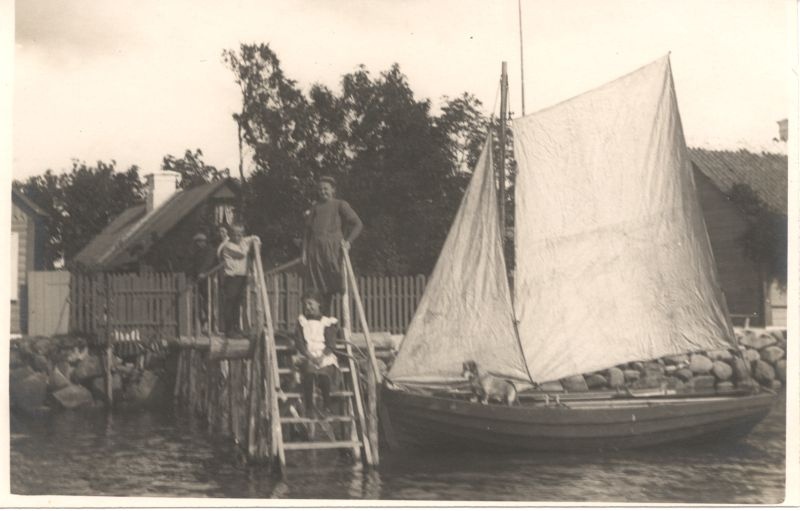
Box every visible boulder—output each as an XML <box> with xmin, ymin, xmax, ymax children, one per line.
<box><xmin>769</xmin><ymin>329</ymin><xmax>786</xmax><ymax>344</ymax></box>
<box><xmin>759</xmin><ymin>346</ymin><xmax>785</xmax><ymax>365</ymax></box>
<box><xmin>10</xmin><ymin>366</ymin><xmax>35</xmax><ymax>385</ymax></box>
<box><xmin>752</xmin><ymin>360</ymin><xmax>775</xmax><ymax>386</ymax></box>
<box><xmin>538</xmin><ymin>381</ymin><xmax>564</xmax><ymax>392</ymax></box>
<box><xmin>55</xmin><ymin>360</ymin><xmax>73</xmax><ymax>381</ymax></box>
<box><xmin>690</xmin><ymin>375</ymin><xmax>716</xmax><ymax>390</ymax></box>
<box><xmin>643</xmin><ymin>362</ymin><xmax>664</xmax><ymax>374</ymax></box>
<box><xmin>72</xmin><ymin>354</ymin><xmax>104</xmax><ymax>383</ymax></box>
<box><xmin>663</xmin><ymin>354</ymin><xmax>689</xmax><ymax>366</ymax></box>
<box><xmin>632</xmin><ymin>373</ymin><xmax>667</xmax><ymax>389</ymax></box>
<box><xmin>623</xmin><ymin>369</ymin><xmax>641</xmax><ymax>382</ymax></box>
<box><xmin>585</xmin><ymin>373</ymin><xmax>608</xmax><ymax>389</ymax></box>
<box><xmin>31</xmin><ymin>353</ymin><xmax>51</xmax><ymax>373</ymax></box>
<box><xmin>674</xmin><ymin>368</ymin><xmax>694</xmax><ymax>382</ymax></box>
<box><xmin>732</xmin><ymin>357</ymin><xmax>751</xmax><ymax>382</ymax></box>
<box><xmin>770</xmin><ymin>380</ymin><xmax>782</xmax><ymax>392</ymax></box>
<box><xmin>775</xmin><ymin>360</ymin><xmax>786</xmax><ymax>383</ymax></box>
<box><xmin>126</xmin><ymin>370</ymin><xmax>161</xmax><ymax>403</ymax></box>
<box><xmin>560</xmin><ymin>374</ymin><xmax>589</xmax><ymax>393</ymax></box>
<box><xmin>711</xmin><ymin>361</ymin><xmax>733</xmax><ymax>381</ymax></box>
<box><xmin>91</xmin><ymin>375</ymin><xmax>123</xmax><ymax>398</ymax></box>
<box><xmin>52</xmin><ymin>384</ymin><xmax>94</xmax><ymax>409</ymax></box>
<box><xmin>715</xmin><ymin>381</ymin><xmax>735</xmax><ymax>393</ymax></box>
<box><xmin>666</xmin><ymin>376</ymin><xmax>685</xmax><ymax>391</ymax></box>
<box><xmin>9</xmin><ymin>349</ymin><xmax>26</xmax><ymax>369</ymax></box>
<box><xmin>737</xmin><ymin>329</ymin><xmax>757</xmax><ymax>346</ymax></box>
<box><xmin>707</xmin><ymin>349</ymin><xmax>733</xmax><ymax>362</ymax></box>
<box><xmin>630</xmin><ymin>362</ymin><xmax>645</xmax><ymax>373</ymax></box>
<box><xmin>606</xmin><ymin>367</ymin><xmax>625</xmax><ymax>388</ymax></box>
<box><xmin>740</xmin><ymin>332</ymin><xmax>776</xmax><ymax>350</ymax></box>
<box><xmin>663</xmin><ymin>365</ymin><xmax>678</xmax><ymax>374</ymax></box>
<box><xmin>689</xmin><ymin>354</ymin><xmax>713</xmax><ymax>375</ymax></box>
<box><xmin>48</xmin><ymin>367</ymin><xmax>71</xmax><ymax>391</ymax></box>
<box><xmin>11</xmin><ymin>372</ymin><xmax>49</xmax><ymax>413</ymax></box>
<box><xmin>736</xmin><ymin>377</ymin><xmax>759</xmax><ymax>392</ymax></box>
<box><xmin>743</xmin><ymin>349</ymin><xmax>760</xmax><ymax>364</ymax></box>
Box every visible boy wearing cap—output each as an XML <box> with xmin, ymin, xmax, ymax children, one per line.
<box><xmin>302</xmin><ymin>176</ymin><xmax>363</xmax><ymax>313</ymax></box>
<box><xmin>294</xmin><ymin>289</ymin><xmax>341</xmax><ymax>418</ymax></box>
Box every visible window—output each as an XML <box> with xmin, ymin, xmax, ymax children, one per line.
<box><xmin>11</xmin><ymin>231</ymin><xmax>19</xmax><ymax>301</ymax></box>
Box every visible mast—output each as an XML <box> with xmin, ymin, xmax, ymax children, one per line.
<box><xmin>498</xmin><ymin>62</ymin><xmax>509</xmax><ymax>236</ymax></box>
<box><xmin>518</xmin><ymin>0</ymin><xmax>526</xmax><ymax>116</ymax></box>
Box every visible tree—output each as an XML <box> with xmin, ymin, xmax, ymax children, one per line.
<box><xmin>222</xmin><ymin>44</ymin><xmax>500</xmax><ymax>275</ymax></box>
<box><xmin>13</xmin><ymin>160</ymin><xmax>145</xmax><ymax>266</ymax></box>
<box><xmin>161</xmin><ymin>149</ymin><xmax>230</xmax><ymax>189</ymax></box>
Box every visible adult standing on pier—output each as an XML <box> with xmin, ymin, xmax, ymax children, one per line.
<box><xmin>302</xmin><ymin>176</ymin><xmax>363</xmax><ymax>313</ymax></box>
<box><xmin>218</xmin><ymin>224</ymin><xmax>256</xmax><ymax>337</ymax></box>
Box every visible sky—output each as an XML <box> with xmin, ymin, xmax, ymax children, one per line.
<box><xmin>11</xmin><ymin>0</ymin><xmax>796</xmax><ymax>181</ymax></box>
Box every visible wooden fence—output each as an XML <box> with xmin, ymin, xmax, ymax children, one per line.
<box><xmin>70</xmin><ymin>272</ymin><xmax>186</xmax><ymax>354</ymax></box>
<box><xmin>71</xmin><ymin>270</ymin><xmax>427</xmax><ymax>344</ymax></box>
<box><xmin>265</xmin><ymin>272</ymin><xmax>427</xmax><ymax>334</ymax></box>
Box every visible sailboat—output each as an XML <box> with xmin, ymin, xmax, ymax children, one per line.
<box><xmin>380</xmin><ymin>55</ymin><xmax>776</xmax><ymax>451</ymax></box>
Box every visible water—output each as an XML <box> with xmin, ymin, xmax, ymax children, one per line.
<box><xmin>10</xmin><ymin>396</ymin><xmax>785</xmax><ymax>503</ymax></box>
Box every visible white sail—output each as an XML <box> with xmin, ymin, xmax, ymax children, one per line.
<box><xmin>512</xmin><ymin>55</ymin><xmax>734</xmax><ymax>383</ymax></box>
<box><xmin>388</xmin><ymin>140</ymin><xmax>530</xmax><ymax>383</ymax></box>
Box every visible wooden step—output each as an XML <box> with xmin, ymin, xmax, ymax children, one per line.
<box><xmin>277</xmin><ymin>367</ymin><xmax>350</xmax><ymax>375</ymax></box>
<box><xmin>283</xmin><ymin>440</ymin><xmax>362</xmax><ymax>451</ymax></box>
<box><xmin>280</xmin><ymin>390</ymin><xmax>354</xmax><ymax>400</ymax></box>
<box><xmin>280</xmin><ymin>415</ymin><xmax>353</xmax><ymax>424</ymax></box>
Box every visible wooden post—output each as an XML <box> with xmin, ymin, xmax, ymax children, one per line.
<box><xmin>247</xmin><ymin>327</ymin><xmax>260</xmax><ymax>460</ymax></box>
<box><xmin>499</xmin><ymin>61</ymin><xmax>508</xmax><ymax>238</ymax></box>
<box><xmin>342</xmin><ymin>261</ymin><xmax>374</xmax><ymax>466</ymax></box>
<box><xmin>252</xmin><ymin>240</ymin><xmax>285</xmax><ymax>470</ymax></box>
<box><xmin>342</xmin><ymin>247</ymin><xmax>381</xmax><ymax>384</ymax></box>
<box><xmin>365</xmin><ymin>360</ymin><xmax>380</xmax><ymax>465</ymax></box>
<box><xmin>104</xmin><ymin>274</ymin><xmax>114</xmax><ymax>407</ymax></box>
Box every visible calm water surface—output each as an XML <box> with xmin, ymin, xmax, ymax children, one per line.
<box><xmin>10</xmin><ymin>396</ymin><xmax>786</xmax><ymax>503</ymax></box>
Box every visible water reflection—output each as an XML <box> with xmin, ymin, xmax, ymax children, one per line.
<box><xmin>10</xmin><ymin>396</ymin><xmax>785</xmax><ymax>502</ymax></box>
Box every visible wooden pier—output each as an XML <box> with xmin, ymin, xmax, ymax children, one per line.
<box><xmin>170</xmin><ymin>238</ymin><xmax>382</xmax><ymax>470</ymax></box>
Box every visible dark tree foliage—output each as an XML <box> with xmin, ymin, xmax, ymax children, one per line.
<box><xmin>223</xmin><ymin>44</ymin><xmax>496</xmax><ymax>275</ymax></box>
<box><xmin>161</xmin><ymin>149</ymin><xmax>230</xmax><ymax>189</ymax></box>
<box><xmin>728</xmin><ymin>183</ymin><xmax>787</xmax><ymax>287</ymax></box>
<box><xmin>13</xmin><ymin>161</ymin><xmax>145</xmax><ymax>266</ymax></box>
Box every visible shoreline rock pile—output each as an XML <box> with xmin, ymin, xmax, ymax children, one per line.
<box><xmin>545</xmin><ymin>328</ymin><xmax>787</xmax><ymax>395</ymax></box>
<box><xmin>9</xmin><ymin>335</ymin><xmax>169</xmax><ymax>416</ymax></box>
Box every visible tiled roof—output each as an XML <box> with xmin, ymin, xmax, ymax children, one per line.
<box><xmin>72</xmin><ymin>179</ymin><xmax>236</xmax><ymax>270</ymax></box>
<box><xmin>689</xmin><ymin>147</ymin><xmax>787</xmax><ymax>214</ymax></box>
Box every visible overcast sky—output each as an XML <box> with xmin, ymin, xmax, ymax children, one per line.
<box><xmin>12</xmin><ymin>0</ymin><xmax>794</xmax><ymax>181</ymax></box>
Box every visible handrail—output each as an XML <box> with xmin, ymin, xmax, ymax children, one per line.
<box><xmin>341</xmin><ymin>245</ymin><xmax>381</xmax><ymax>385</ymax></box>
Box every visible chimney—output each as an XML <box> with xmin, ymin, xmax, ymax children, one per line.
<box><xmin>145</xmin><ymin>171</ymin><xmax>180</xmax><ymax>213</ymax></box>
<box><xmin>777</xmin><ymin>119</ymin><xmax>788</xmax><ymax>142</ymax></box>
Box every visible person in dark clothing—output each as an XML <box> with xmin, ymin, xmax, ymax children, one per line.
<box><xmin>294</xmin><ymin>289</ymin><xmax>341</xmax><ymax>418</ymax></box>
<box><xmin>188</xmin><ymin>232</ymin><xmax>218</xmax><ymax>331</ymax></box>
<box><xmin>217</xmin><ymin>224</ymin><xmax>256</xmax><ymax>337</ymax></box>
<box><xmin>302</xmin><ymin>176</ymin><xmax>363</xmax><ymax>313</ymax></box>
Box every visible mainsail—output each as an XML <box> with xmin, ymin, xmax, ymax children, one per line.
<box><xmin>388</xmin><ymin>140</ymin><xmax>530</xmax><ymax>383</ymax></box>
<box><xmin>512</xmin><ymin>55</ymin><xmax>734</xmax><ymax>382</ymax></box>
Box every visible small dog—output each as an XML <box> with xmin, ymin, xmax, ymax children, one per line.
<box><xmin>462</xmin><ymin>360</ymin><xmax>518</xmax><ymax>406</ymax></box>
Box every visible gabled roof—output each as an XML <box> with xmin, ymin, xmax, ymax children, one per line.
<box><xmin>12</xmin><ymin>189</ymin><xmax>49</xmax><ymax>218</ymax></box>
<box><xmin>72</xmin><ymin>178</ymin><xmax>237</xmax><ymax>270</ymax></box>
<box><xmin>689</xmin><ymin>147</ymin><xmax>787</xmax><ymax>214</ymax></box>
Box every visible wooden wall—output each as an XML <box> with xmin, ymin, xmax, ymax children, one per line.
<box><xmin>11</xmin><ymin>202</ymin><xmax>31</xmax><ymax>334</ymax></box>
<box><xmin>693</xmin><ymin>168</ymin><xmax>765</xmax><ymax>325</ymax></box>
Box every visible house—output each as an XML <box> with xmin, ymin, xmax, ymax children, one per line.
<box><xmin>72</xmin><ymin>172</ymin><xmax>240</xmax><ymax>273</ymax></box>
<box><xmin>690</xmin><ymin>146</ymin><xmax>788</xmax><ymax>327</ymax></box>
<box><xmin>11</xmin><ymin>189</ymin><xmax>50</xmax><ymax>335</ymax></box>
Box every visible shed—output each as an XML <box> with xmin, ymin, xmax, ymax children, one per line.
<box><xmin>690</xmin><ymin>147</ymin><xmax>788</xmax><ymax>327</ymax></box>
<box><xmin>72</xmin><ymin>174</ymin><xmax>240</xmax><ymax>273</ymax></box>
<box><xmin>11</xmin><ymin>189</ymin><xmax>50</xmax><ymax>335</ymax></box>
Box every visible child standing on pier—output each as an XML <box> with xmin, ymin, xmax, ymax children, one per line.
<box><xmin>295</xmin><ymin>289</ymin><xmax>341</xmax><ymax>418</ymax></box>
<box><xmin>217</xmin><ymin>224</ymin><xmax>256</xmax><ymax>337</ymax></box>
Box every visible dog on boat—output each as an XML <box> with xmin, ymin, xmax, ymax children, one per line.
<box><xmin>462</xmin><ymin>360</ymin><xmax>518</xmax><ymax>406</ymax></box>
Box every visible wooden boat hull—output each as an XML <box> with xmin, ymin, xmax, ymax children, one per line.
<box><xmin>381</xmin><ymin>386</ymin><xmax>776</xmax><ymax>452</ymax></box>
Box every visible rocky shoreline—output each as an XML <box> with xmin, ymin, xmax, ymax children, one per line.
<box><xmin>9</xmin><ymin>335</ymin><xmax>170</xmax><ymax>416</ymax></box>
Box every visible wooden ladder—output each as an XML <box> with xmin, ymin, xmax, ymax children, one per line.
<box><xmin>250</xmin><ymin>239</ymin><xmax>377</xmax><ymax>472</ymax></box>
